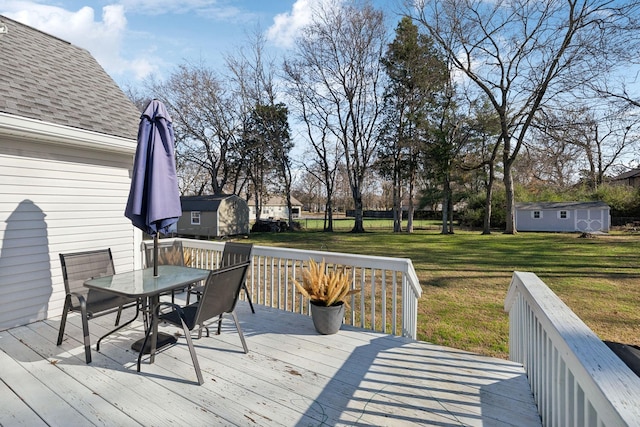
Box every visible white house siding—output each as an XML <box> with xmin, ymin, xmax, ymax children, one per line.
<box><xmin>247</xmin><ymin>196</ymin><xmax>302</xmax><ymax>221</ymax></box>
<box><xmin>249</xmin><ymin>205</ymin><xmax>291</xmax><ymax>221</ymax></box>
<box><xmin>515</xmin><ymin>210</ymin><xmax>575</xmax><ymax>232</ymax></box>
<box><xmin>0</xmin><ymin>136</ymin><xmax>136</xmax><ymax>330</ymax></box>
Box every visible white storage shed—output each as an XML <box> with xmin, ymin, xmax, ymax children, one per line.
<box><xmin>515</xmin><ymin>201</ymin><xmax>611</xmax><ymax>233</ymax></box>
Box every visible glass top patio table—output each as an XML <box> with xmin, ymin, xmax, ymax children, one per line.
<box><xmin>84</xmin><ymin>265</ymin><xmax>210</xmax><ymax>298</ymax></box>
<box><xmin>84</xmin><ymin>265</ymin><xmax>211</xmax><ymax>365</ymax></box>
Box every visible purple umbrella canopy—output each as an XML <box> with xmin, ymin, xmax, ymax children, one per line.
<box><xmin>125</xmin><ymin>99</ymin><xmax>181</xmax><ymax>274</ymax></box>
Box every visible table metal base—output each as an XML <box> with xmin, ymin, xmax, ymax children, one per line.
<box><xmin>131</xmin><ymin>332</ymin><xmax>177</xmax><ymax>354</ymax></box>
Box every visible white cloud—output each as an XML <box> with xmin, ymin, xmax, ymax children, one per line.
<box><xmin>266</xmin><ymin>0</ymin><xmax>346</xmax><ymax>49</ymax></box>
<box><xmin>1</xmin><ymin>1</ymin><xmax>157</xmax><ymax>81</ymax></box>
<box><xmin>266</xmin><ymin>0</ymin><xmax>315</xmax><ymax>48</ymax></box>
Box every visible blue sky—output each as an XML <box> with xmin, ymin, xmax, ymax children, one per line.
<box><xmin>0</xmin><ymin>0</ymin><xmax>400</xmax><ymax>89</ymax></box>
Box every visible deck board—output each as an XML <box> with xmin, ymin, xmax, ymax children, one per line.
<box><xmin>0</xmin><ymin>299</ymin><xmax>541</xmax><ymax>426</ymax></box>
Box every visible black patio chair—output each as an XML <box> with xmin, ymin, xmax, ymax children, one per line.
<box><xmin>139</xmin><ymin>261</ymin><xmax>251</xmax><ymax>385</ymax></box>
<box><xmin>57</xmin><ymin>249</ymin><xmax>139</xmax><ymax>363</ymax></box>
<box><xmin>187</xmin><ymin>242</ymin><xmax>254</xmax><ymax>313</ymax></box>
<box><xmin>144</xmin><ymin>240</ymin><xmax>192</xmax><ymax>304</ymax></box>
<box><xmin>144</xmin><ymin>240</ymin><xmax>186</xmax><ymax>269</ymax></box>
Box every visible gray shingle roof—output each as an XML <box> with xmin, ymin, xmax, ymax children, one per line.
<box><xmin>611</xmin><ymin>168</ymin><xmax>640</xmax><ymax>181</ymax></box>
<box><xmin>181</xmin><ymin>194</ymin><xmax>237</xmax><ymax>211</ymax></box>
<box><xmin>515</xmin><ymin>201</ymin><xmax>609</xmax><ymax>210</ymax></box>
<box><xmin>0</xmin><ymin>15</ymin><xmax>140</xmax><ymax>140</ymax></box>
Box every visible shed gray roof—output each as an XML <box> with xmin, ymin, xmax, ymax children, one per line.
<box><xmin>515</xmin><ymin>201</ymin><xmax>609</xmax><ymax>210</ymax></box>
<box><xmin>0</xmin><ymin>15</ymin><xmax>140</xmax><ymax>140</ymax></box>
<box><xmin>611</xmin><ymin>168</ymin><xmax>640</xmax><ymax>181</ymax></box>
<box><xmin>181</xmin><ymin>194</ymin><xmax>240</xmax><ymax>211</ymax></box>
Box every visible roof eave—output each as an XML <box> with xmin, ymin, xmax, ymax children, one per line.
<box><xmin>0</xmin><ymin>112</ymin><xmax>136</xmax><ymax>155</ymax></box>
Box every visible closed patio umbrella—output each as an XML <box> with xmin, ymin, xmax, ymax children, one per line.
<box><xmin>125</xmin><ymin>99</ymin><xmax>181</xmax><ymax>276</ymax></box>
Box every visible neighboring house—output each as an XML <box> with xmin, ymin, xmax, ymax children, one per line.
<box><xmin>247</xmin><ymin>195</ymin><xmax>303</xmax><ymax>221</ymax></box>
<box><xmin>515</xmin><ymin>201</ymin><xmax>611</xmax><ymax>233</ymax></box>
<box><xmin>610</xmin><ymin>168</ymin><xmax>640</xmax><ymax>188</ymax></box>
<box><xmin>178</xmin><ymin>194</ymin><xmax>249</xmax><ymax>238</ymax></box>
<box><xmin>0</xmin><ymin>16</ymin><xmax>141</xmax><ymax>330</ymax></box>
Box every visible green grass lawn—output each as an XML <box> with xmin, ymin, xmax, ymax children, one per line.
<box><xmin>245</xmin><ymin>226</ymin><xmax>640</xmax><ymax>359</ymax></box>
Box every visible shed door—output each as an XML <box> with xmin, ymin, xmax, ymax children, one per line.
<box><xmin>575</xmin><ymin>209</ymin><xmax>602</xmax><ymax>232</ymax></box>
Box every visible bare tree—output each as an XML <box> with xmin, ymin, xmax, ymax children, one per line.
<box><xmin>410</xmin><ymin>0</ymin><xmax>640</xmax><ymax>233</ymax></box>
<box><xmin>226</xmin><ymin>29</ymin><xmax>291</xmax><ymax>221</ymax></box>
<box><xmin>288</xmin><ymin>0</ymin><xmax>387</xmax><ymax>233</ymax></box>
<box><xmin>121</xmin><ymin>84</ymin><xmax>148</xmax><ymax>112</ymax></box>
<box><xmin>533</xmin><ymin>104</ymin><xmax>640</xmax><ymax>188</ymax></box>
<box><xmin>517</xmin><ymin>136</ymin><xmax>580</xmax><ymax>190</ymax></box>
<box><xmin>148</xmin><ymin>62</ymin><xmax>241</xmax><ymax>195</ymax></box>
<box><xmin>284</xmin><ymin>60</ymin><xmax>341</xmax><ymax>231</ymax></box>
<box><xmin>292</xmin><ymin>169</ymin><xmax>325</xmax><ymax>213</ymax></box>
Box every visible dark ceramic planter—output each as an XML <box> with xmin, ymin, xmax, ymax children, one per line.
<box><xmin>310</xmin><ymin>301</ymin><xmax>345</xmax><ymax>334</ymax></box>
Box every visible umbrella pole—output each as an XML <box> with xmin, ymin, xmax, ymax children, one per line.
<box><xmin>153</xmin><ymin>233</ymin><xmax>159</xmax><ymax>277</ymax></box>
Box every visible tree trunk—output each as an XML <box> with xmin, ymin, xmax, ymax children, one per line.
<box><xmin>448</xmin><ymin>196</ymin><xmax>454</xmax><ymax>234</ymax></box>
<box><xmin>286</xmin><ymin>194</ymin><xmax>294</xmax><ymax>231</ymax></box>
<box><xmin>325</xmin><ymin>198</ymin><xmax>334</xmax><ymax>232</ymax></box>
<box><xmin>393</xmin><ymin>168</ymin><xmax>402</xmax><ymax>232</ymax></box>
<box><xmin>482</xmin><ymin>162</ymin><xmax>495</xmax><ymax>235</ymax></box>
<box><xmin>503</xmin><ymin>161</ymin><xmax>516</xmax><ymax>234</ymax></box>
<box><xmin>351</xmin><ymin>191</ymin><xmax>365</xmax><ymax>233</ymax></box>
<box><xmin>441</xmin><ymin>176</ymin><xmax>450</xmax><ymax>234</ymax></box>
<box><xmin>393</xmin><ymin>204</ymin><xmax>402</xmax><ymax>232</ymax></box>
<box><xmin>324</xmin><ymin>170</ymin><xmax>334</xmax><ymax>231</ymax></box>
<box><xmin>253</xmin><ymin>188</ymin><xmax>262</xmax><ymax>221</ymax></box>
<box><xmin>406</xmin><ymin>174</ymin><xmax>415</xmax><ymax>233</ymax></box>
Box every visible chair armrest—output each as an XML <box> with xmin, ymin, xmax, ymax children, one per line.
<box><xmin>69</xmin><ymin>292</ymin><xmax>87</xmax><ymax>309</ymax></box>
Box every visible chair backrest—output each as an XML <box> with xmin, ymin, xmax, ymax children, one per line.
<box><xmin>59</xmin><ymin>249</ymin><xmax>117</xmax><ymax>311</ymax></box>
<box><xmin>220</xmin><ymin>242</ymin><xmax>253</xmax><ymax>268</ymax></box>
<box><xmin>144</xmin><ymin>240</ymin><xmax>185</xmax><ymax>268</ymax></box>
<box><xmin>195</xmin><ymin>261</ymin><xmax>251</xmax><ymax>325</ymax></box>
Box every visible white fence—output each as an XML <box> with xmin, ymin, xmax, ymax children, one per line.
<box><xmin>170</xmin><ymin>238</ymin><xmax>422</xmax><ymax>339</ymax></box>
<box><xmin>505</xmin><ymin>271</ymin><xmax>640</xmax><ymax>427</ymax></box>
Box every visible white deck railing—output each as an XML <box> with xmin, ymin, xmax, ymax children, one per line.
<box><xmin>505</xmin><ymin>271</ymin><xmax>640</xmax><ymax>427</ymax></box>
<box><xmin>161</xmin><ymin>238</ymin><xmax>422</xmax><ymax>339</ymax></box>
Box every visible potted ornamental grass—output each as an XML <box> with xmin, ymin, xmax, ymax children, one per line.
<box><xmin>294</xmin><ymin>258</ymin><xmax>361</xmax><ymax>334</ymax></box>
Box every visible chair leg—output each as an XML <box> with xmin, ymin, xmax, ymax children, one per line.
<box><xmin>196</xmin><ymin>324</ymin><xmax>209</xmax><ymax>339</ymax></box>
<box><xmin>231</xmin><ymin>311</ymin><xmax>249</xmax><ymax>354</ymax></box>
<box><xmin>181</xmin><ymin>318</ymin><xmax>204</xmax><ymax>385</ymax></box>
<box><xmin>78</xmin><ymin>299</ymin><xmax>92</xmax><ymax>364</ymax></box>
<box><xmin>243</xmin><ymin>283</ymin><xmax>255</xmax><ymax>313</ymax></box>
<box><xmin>56</xmin><ymin>295</ymin><xmax>72</xmax><ymax>346</ymax></box>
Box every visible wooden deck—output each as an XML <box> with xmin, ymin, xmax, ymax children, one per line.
<box><xmin>0</xmin><ymin>299</ymin><xmax>541</xmax><ymax>426</ymax></box>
